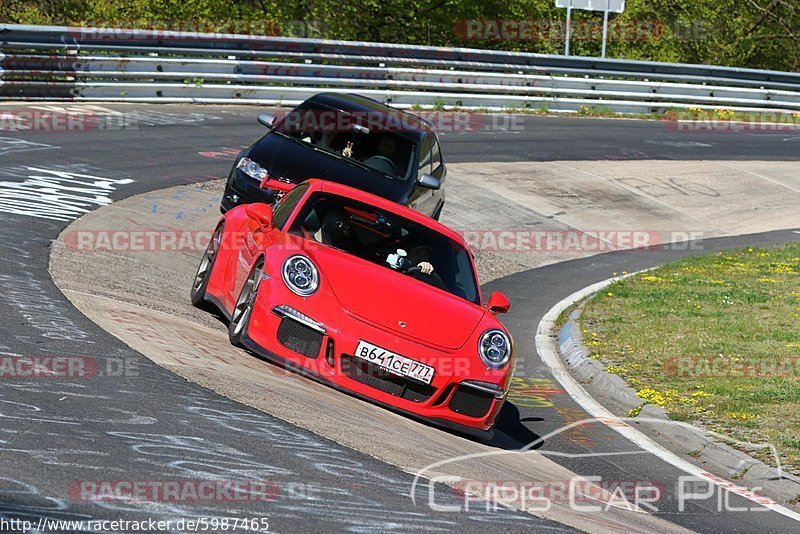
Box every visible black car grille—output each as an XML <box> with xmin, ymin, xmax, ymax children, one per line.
<box><xmin>448</xmin><ymin>385</ymin><xmax>495</xmax><ymax>418</ymax></box>
<box><xmin>341</xmin><ymin>355</ymin><xmax>435</xmax><ymax>403</ymax></box>
<box><xmin>276</xmin><ymin>318</ymin><xmax>323</xmax><ymax>359</ymax></box>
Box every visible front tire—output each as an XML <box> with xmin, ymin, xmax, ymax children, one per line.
<box><xmin>432</xmin><ymin>201</ymin><xmax>444</xmax><ymax>221</ymax></box>
<box><xmin>191</xmin><ymin>222</ymin><xmax>224</xmax><ymax>310</ymax></box>
<box><xmin>228</xmin><ymin>258</ymin><xmax>264</xmax><ymax>347</ymax></box>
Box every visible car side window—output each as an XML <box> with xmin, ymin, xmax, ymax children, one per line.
<box><xmin>272</xmin><ymin>183</ymin><xmax>309</xmax><ymax>230</ymax></box>
<box><xmin>418</xmin><ymin>135</ymin><xmax>432</xmax><ymax>176</ymax></box>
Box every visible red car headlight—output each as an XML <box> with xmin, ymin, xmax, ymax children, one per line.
<box><xmin>282</xmin><ymin>255</ymin><xmax>319</xmax><ymax>296</ymax></box>
<box><xmin>478</xmin><ymin>329</ymin><xmax>511</xmax><ymax>369</ymax></box>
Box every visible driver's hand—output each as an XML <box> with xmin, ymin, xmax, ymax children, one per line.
<box><xmin>342</xmin><ymin>141</ymin><xmax>354</xmax><ymax>158</ymax></box>
<box><xmin>418</xmin><ymin>261</ymin><xmax>434</xmax><ymax>274</ymax></box>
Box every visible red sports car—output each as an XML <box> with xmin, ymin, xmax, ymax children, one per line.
<box><xmin>191</xmin><ymin>177</ymin><xmax>514</xmax><ymax>436</ymax></box>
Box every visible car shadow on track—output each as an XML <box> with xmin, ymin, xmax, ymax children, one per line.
<box><xmin>489</xmin><ymin>402</ymin><xmax>546</xmax><ymax>450</ymax></box>
<box><xmin>206</xmin><ymin>304</ymin><xmax>546</xmax><ymax>452</ymax></box>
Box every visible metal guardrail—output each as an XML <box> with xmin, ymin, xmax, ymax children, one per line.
<box><xmin>2</xmin><ymin>23</ymin><xmax>800</xmax><ymax>114</ymax></box>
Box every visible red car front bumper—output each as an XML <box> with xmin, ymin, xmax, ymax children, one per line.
<box><xmin>241</xmin><ymin>279</ymin><xmax>508</xmax><ymax>434</ymax></box>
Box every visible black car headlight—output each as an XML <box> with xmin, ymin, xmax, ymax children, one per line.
<box><xmin>237</xmin><ymin>157</ymin><xmax>268</xmax><ymax>180</ymax></box>
<box><xmin>478</xmin><ymin>329</ymin><xmax>511</xmax><ymax>368</ymax></box>
<box><xmin>282</xmin><ymin>255</ymin><xmax>319</xmax><ymax>296</ymax></box>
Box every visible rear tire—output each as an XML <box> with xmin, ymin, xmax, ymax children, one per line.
<box><xmin>191</xmin><ymin>222</ymin><xmax>224</xmax><ymax>310</ymax></box>
<box><xmin>228</xmin><ymin>258</ymin><xmax>264</xmax><ymax>347</ymax></box>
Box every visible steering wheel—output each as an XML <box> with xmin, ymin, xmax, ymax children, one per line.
<box><xmin>362</xmin><ymin>155</ymin><xmax>398</xmax><ymax>176</ymax></box>
<box><xmin>406</xmin><ymin>266</ymin><xmax>447</xmax><ymax>290</ymax></box>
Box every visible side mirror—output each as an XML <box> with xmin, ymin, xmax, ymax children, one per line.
<box><xmin>257</xmin><ymin>112</ymin><xmax>276</xmax><ymax>129</ymax></box>
<box><xmin>487</xmin><ymin>291</ymin><xmax>511</xmax><ymax>315</ymax></box>
<box><xmin>418</xmin><ymin>173</ymin><xmax>441</xmax><ymax>190</ymax></box>
<box><xmin>245</xmin><ymin>203</ymin><xmax>273</xmax><ymax>228</ymax></box>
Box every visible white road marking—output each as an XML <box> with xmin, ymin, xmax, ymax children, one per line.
<box><xmin>547</xmin><ymin>161</ymin><xmax>724</xmax><ymax>232</ymax></box>
<box><xmin>536</xmin><ymin>273</ymin><xmax>800</xmax><ymax>523</ymax></box>
<box><xmin>717</xmin><ymin>162</ymin><xmax>800</xmax><ymax>194</ymax></box>
<box><xmin>644</xmin><ymin>140</ymin><xmax>712</xmax><ymax>148</ymax></box>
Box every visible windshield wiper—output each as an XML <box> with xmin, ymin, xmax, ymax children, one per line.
<box><xmin>309</xmin><ymin>146</ymin><xmax>402</xmax><ymax>181</ymax></box>
<box><xmin>276</xmin><ymin>131</ymin><xmax>403</xmax><ymax>181</ymax></box>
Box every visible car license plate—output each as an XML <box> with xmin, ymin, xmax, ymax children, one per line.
<box><xmin>354</xmin><ymin>341</ymin><xmax>435</xmax><ymax>385</ymax></box>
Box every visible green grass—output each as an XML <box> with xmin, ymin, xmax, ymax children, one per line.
<box><xmin>581</xmin><ymin>243</ymin><xmax>800</xmax><ymax>472</ymax></box>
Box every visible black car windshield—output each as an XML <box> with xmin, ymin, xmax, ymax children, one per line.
<box><xmin>274</xmin><ymin>103</ymin><xmax>417</xmax><ymax>182</ymax></box>
<box><xmin>289</xmin><ymin>192</ymin><xmax>479</xmax><ymax>304</ymax></box>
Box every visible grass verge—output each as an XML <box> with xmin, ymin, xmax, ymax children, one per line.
<box><xmin>580</xmin><ymin>243</ymin><xmax>800</xmax><ymax>473</ymax></box>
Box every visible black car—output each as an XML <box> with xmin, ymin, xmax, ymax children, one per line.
<box><xmin>220</xmin><ymin>93</ymin><xmax>447</xmax><ymax>219</ymax></box>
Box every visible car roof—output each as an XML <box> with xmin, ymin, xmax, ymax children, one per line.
<box><xmin>300</xmin><ymin>179</ymin><xmax>467</xmax><ymax>248</ymax></box>
<box><xmin>306</xmin><ymin>93</ymin><xmax>433</xmax><ymax>139</ymax></box>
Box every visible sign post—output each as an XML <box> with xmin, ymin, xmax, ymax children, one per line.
<box><xmin>601</xmin><ymin>0</ymin><xmax>610</xmax><ymax>57</ymax></box>
<box><xmin>555</xmin><ymin>0</ymin><xmax>626</xmax><ymax>58</ymax></box>
<box><xmin>565</xmin><ymin>0</ymin><xmax>573</xmax><ymax>56</ymax></box>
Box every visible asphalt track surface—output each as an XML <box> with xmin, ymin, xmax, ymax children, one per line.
<box><xmin>1</xmin><ymin>103</ymin><xmax>799</xmax><ymax>533</ymax></box>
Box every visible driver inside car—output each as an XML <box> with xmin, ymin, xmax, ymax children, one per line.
<box><xmin>376</xmin><ymin>136</ymin><xmax>397</xmax><ymax>159</ymax></box>
<box><xmin>310</xmin><ymin>206</ymin><xmax>435</xmax><ymax>277</ymax></box>
<box><xmin>406</xmin><ymin>246</ymin><xmax>434</xmax><ymax>275</ymax></box>
<box><xmin>385</xmin><ymin>246</ymin><xmax>435</xmax><ymax>275</ymax></box>
<box><xmin>359</xmin><ymin>135</ymin><xmax>400</xmax><ymax>177</ymax></box>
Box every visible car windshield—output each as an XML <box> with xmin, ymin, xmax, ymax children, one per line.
<box><xmin>289</xmin><ymin>192</ymin><xmax>479</xmax><ymax>304</ymax></box>
<box><xmin>274</xmin><ymin>103</ymin><xmax>417</xmax><ymax>182</ymax></box>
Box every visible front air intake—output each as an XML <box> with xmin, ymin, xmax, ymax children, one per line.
<box><xmin>276</xmin><ymin>318</ymin><xmax>323</xmax><ymax>359</ymax></box>
<box><xmin>448</xmin><ymin>385</ymin><xmax>494</xmax><ymax>418</ymax></box>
